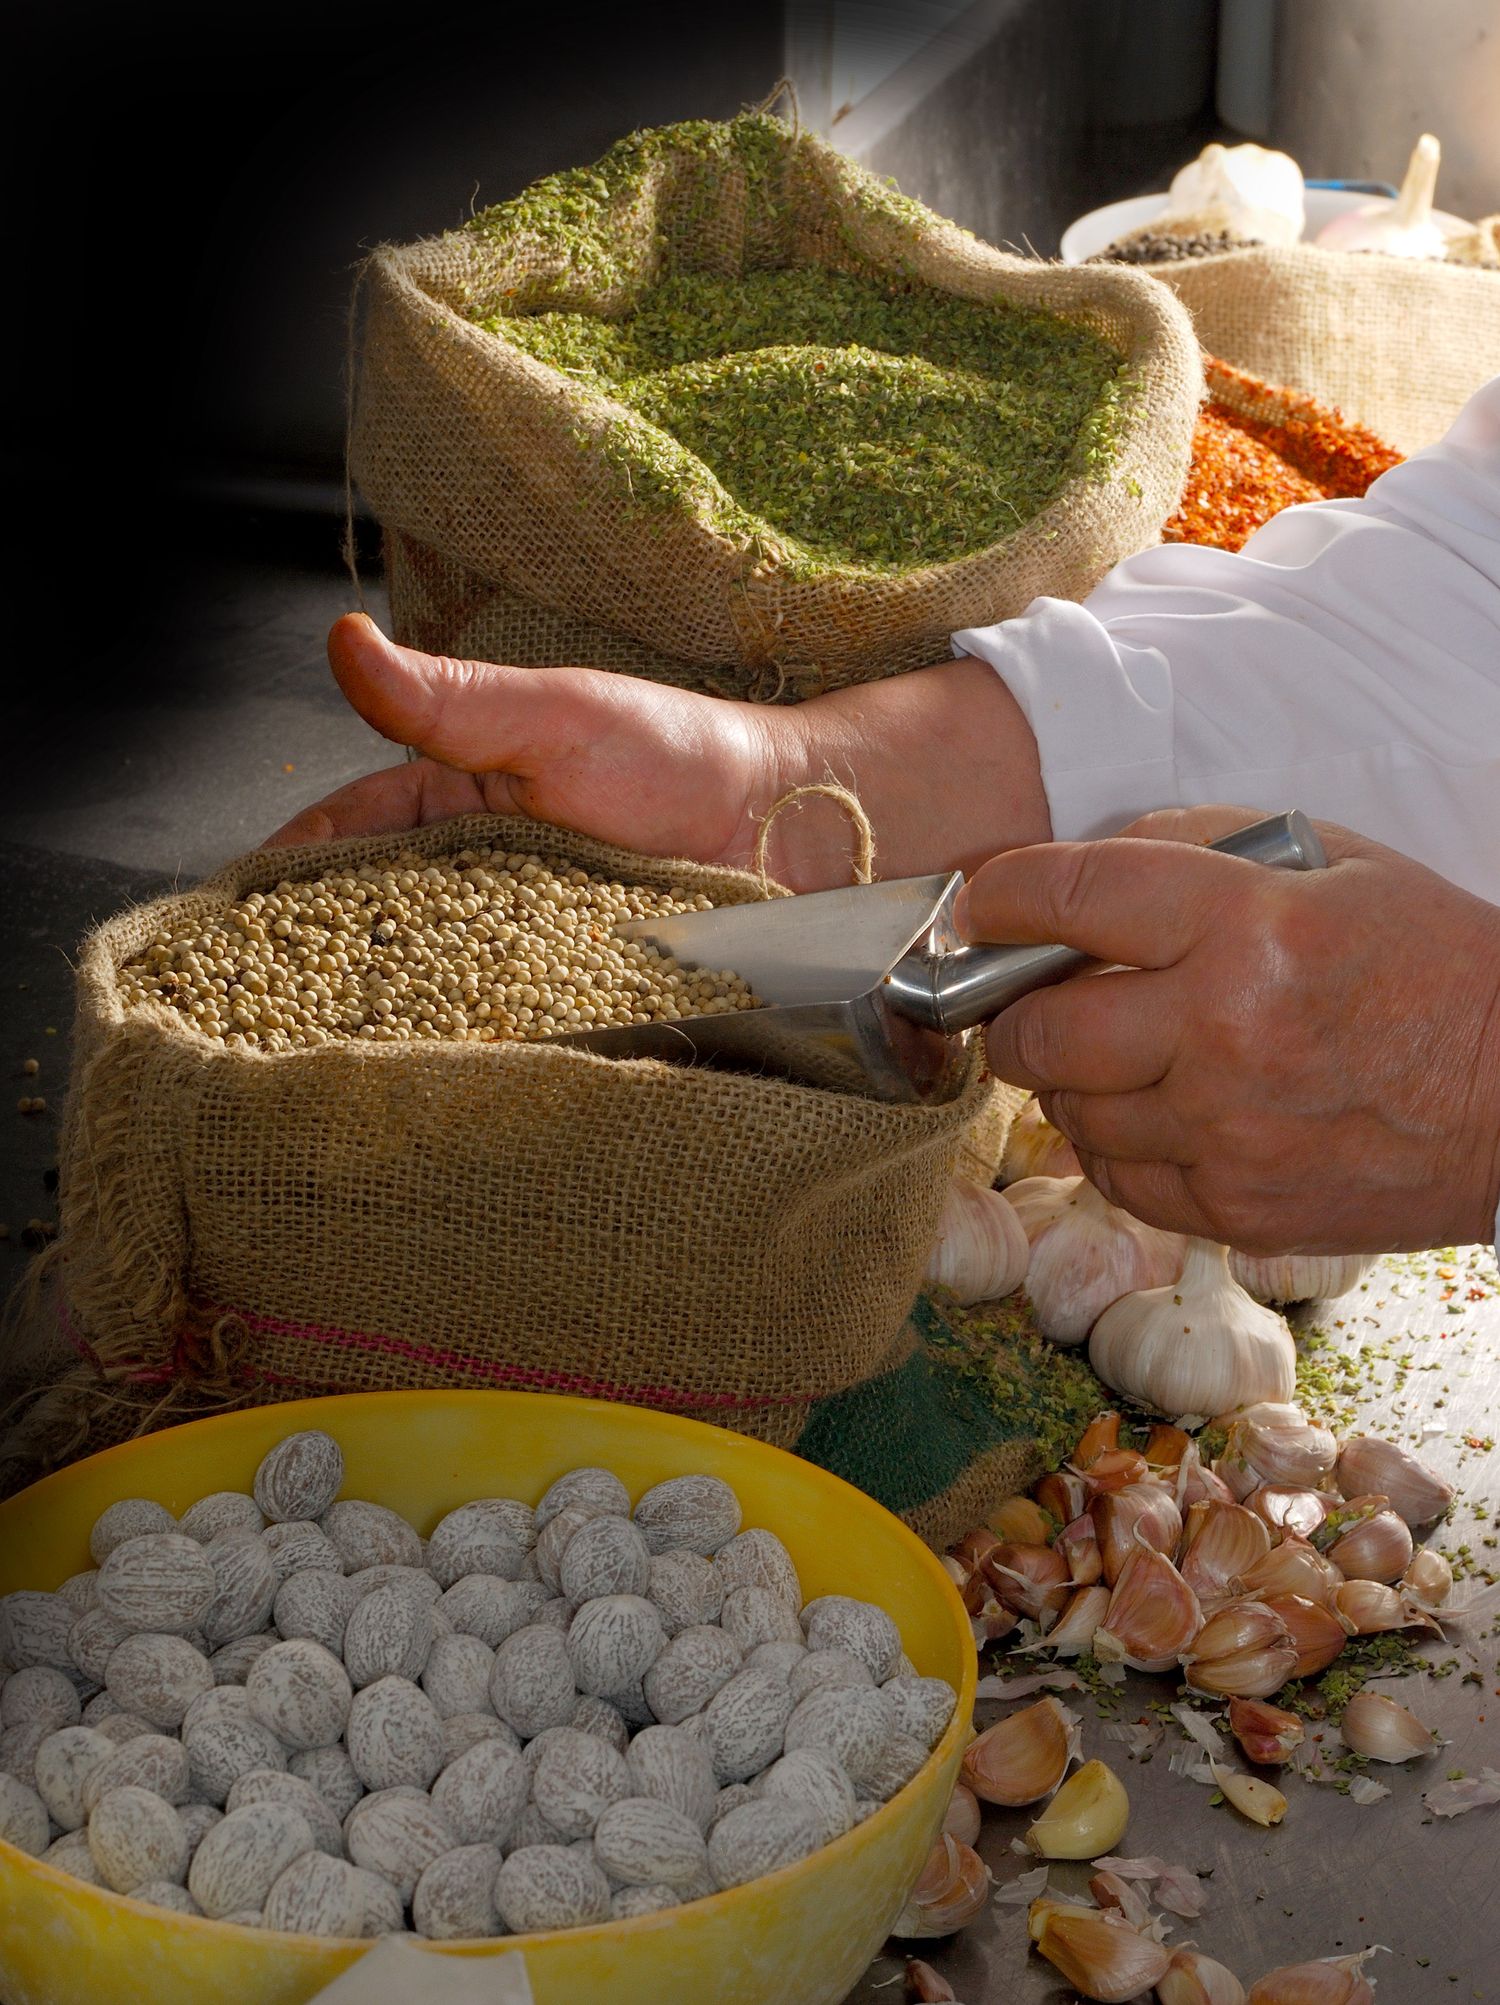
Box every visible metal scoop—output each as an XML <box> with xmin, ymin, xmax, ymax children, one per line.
<box><xmin>560</xmin><ymin>811</ymin><xmax>1326</xmax><ymax>1103</ymax></box>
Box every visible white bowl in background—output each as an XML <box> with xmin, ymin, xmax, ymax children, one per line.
<box><xmin>1059</xmin><ymin>187</ymin><xmax>1470</xmax><ymax>263</ymax></box>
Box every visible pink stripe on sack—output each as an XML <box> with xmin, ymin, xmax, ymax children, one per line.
<box><xmin>213</xmin><ymin>1304</ymin><xmax>802</xmax><ymax>1412</ymax></box>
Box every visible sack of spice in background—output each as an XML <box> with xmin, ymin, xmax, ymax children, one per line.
<box><xmin>355</xmin><ymin>109</ymin><xmax>1201</xmax><ymax>703</ymax></box>
<box><xmin>0</xmin><ymin>813</ymin><xmax>1072</xmax><ymax>1548</ymax></box>
<box><xmin>1153</xmin><ymin>242</ymin><xmax>1500</xmax><ymax>453</ymax></box>
<box><xmin>1164</xmin><ymin>355</ymin><xmax>1402</xmax><ymax>553</ymax></box>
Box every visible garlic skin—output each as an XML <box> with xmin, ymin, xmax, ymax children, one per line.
<box><xmin>1222</xmin><ymin>1403</ymin><xmax>1338</xmax><ymax>1490</ymax></box>
<box><xmin>891</xmin><ymin>1833</ymin><xmax>992</xmax><ymax>1937</ymax></box>
<box><xmin>1158</xmin><ymin>1949</ymin><xmax>1249</xmax><ymax>2005</ymax></box>
<box><xmin>1339</xmin><ymin>1691</ymin><xmax>1436</xmax><ymax>1763</ymax></box>
<box><xmin>1316</xmin><ymin>133</ymin><xmax>1452</xmax><ymax>259</ymax></box>
<box><xmin>1228</xmin><ymin>1250</ymin><xmax>1375</xmax><ymax>1305</ymax></box>
<box><xmin>1247</xmin><ymin>1951</ymin><xmax>1381</xmax><ymax>2005</ymax></box>
<box><xmin>1259</xmin><ymin>1594</ymin><xmax>1348</xmax><ymax>1678</ymax></box>
<box><xmin>1210</xmin><ymin>1762</ymin><xmax>1287</xmax><ymax>1827</ymax></box>
<box><xmin>961</xmin><ymin>1695</ymin><xmax>1077</xmax><ymax>1806</ymax></box>
<box><xmin>1400</xmin><ymin>1547</ymin><xmax>1453</xmax><ymax>1606</ymax></box>
<box><xmin>1182</xmin><ymin>1598</ymin><xmax>1298</xmax><ymax>1698</ymax></box>
<box><xmin>1088</xmin><ymin>1241</ymin><xmax>1296</xmax><ymax>1420</ymax></box>
<box><xmin>1227</xmin><ymin>1697</ymin><xmax>1304</xmax><ymax>1766</ymax></box>
<box><xmin>1025</xmin><ymin>1757</ymin><xmax>1130</xmax><ymax>1859</ymax></box>
<box><xmin>1094</xmin><ymin>1547</ymin><xmax>1203</xmax><ymax>1674</ymax></box>
<box><xmin>1335</xmin><ymin>1435</ymin><xmax>1454</xmax><ymax>1529</ymax></box>
<box><xmin>1326</xmin><ymin>1508</ymin><xmax>1413</xmax><ymax>1584</ymax></box>
<box><xmin>1004</xmin><ymin>1176</ymin><xmax>1184</xmax><ymax>1347</ymax></box>
<box><xmin>925</xmin><ymin>1176</ymin><xmax>1030</xmax><ymax>1306</ymax></box>
<box><xmin>1001</xmin><ymin>1098</ymin><xmax>1081</xmax><ymax>1183</ymax></box>
<box><xmin>1029</xmin><ymin>1899</ymin><xmax>1174</xmax><ymax>2002</ymax></box>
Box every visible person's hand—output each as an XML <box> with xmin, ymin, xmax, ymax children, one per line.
<box><xmin>960</xmin><ymin>806</ymin><xmax>1500</xmax><ymax>1255</ymax></box>
<box><xmin>265</xmin><ymin>614</ymin><xmax>1051</xmax><ymax>891</ymax></box>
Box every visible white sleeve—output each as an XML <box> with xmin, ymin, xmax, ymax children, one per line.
<box><xmin>953</xmin><ymin>375</ymin><xmax>1500</xmax><ymax>902</ymax></box>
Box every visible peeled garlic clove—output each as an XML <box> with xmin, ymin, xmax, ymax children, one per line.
<box><xmin>1089</xmin><ymin>1241</ymin><xmax>1295</xmax><ymax>1420</ymax></box>
<box><xmin>1090</xmin><ymin>1481</ymin><xmax>1183</xmax><ymax>1586</ymax></box>
<box><xmin>1335</xmin><ymin>1434</ymin><xmax>1454</xmax><ymax>1529</ymax></box>
<box><xmin>1094</xmin><ymin>1546</ymin><xmax>1203</xmax><ymax>1674</ymax></box>
<box><xmin>1228</xmin><ymin>1249</ymin><xmax>1376</xmax><ymax>1306</ymax></box>
<box><xmin>1029</xmin><ymin>1898</ymin><xmax>1174</xmax><ymax>2002</ymax></box>
<box><xmin>1259</xmin><ymin>1594</ymin><xmax>1349</xmax><ymax>1678</ymax></box>
<box><xmin>1056</xmin><ymin>1514</ymin><xmax>1104</xmax><ymax>1586</ymax></box>
<box><xmin>1158</xmin><ymin>1949</ymin><xmax>1250</xmax><ymax>2005</ymax></box>
<box><xmin>1244</xmin><ymin>1485</ymin><xmax>1331</xmax><ymax>1541</ymax></box>
<box><xmin>1223</xmin><ymin>1401</ymin><xmax>1338</xmax><ymax>1490</ymax></box>
<box><xmin>1001</xmin><ymin>1097</ymin><xmax>1081</xmax><ymax>1183</ymax></box>
<box><xmin>1028</xmin><ymin>1583</ymin><xmax>1109</xmax><ymax>1658</ymax></box>
<box><xmin>987</xmin><ymin>1495</ymin><xmax>1053</xmax><ymax>1546</ymax></box>
<box><xmin>982</xmin><ymin>1542</ymin><xmax>1072</xmax><ymax>1627</ymax></box>
<box><xmin>1327</xmin><ymin>1509</ymin><xmax>1413</xmax><ymax>1584</ymax></box>
<box><xmin>1071</xmin><ymin>1410</ymin><xmax>1122</xmax><ymax>1468</ymax></box>
<box><xmin>1035</xmin><ymin>1470</ymin><xmax>1089</xmax><ymax>1525</ymax></box>
<box><xmin>1178</xmin><ymin>1500</ymin><xmax>1272</xmax><ymax>1601</ymax></box>
<box><xmin>940</xmin><ymin>1781</ymin><xmax>981</xmax><ymax>1847</ymax></box>
<box><xmin>925</xmin><ymin>1176</ymin><xmax>1030</xmax><ymax>1305</ymax></box>
<box><xmin>1026</xmin><ymin>1757</ymin><xmax>1130</xmax><ymax>1859</ymax></box>
<box><xmin>1247</xmin><ymin>1950</ymin><xmax>1381</xmax><ymax>2005</ymax></box>
<box><xmin>1182</xmin><ymin>1597</ymin><xmax>1299</xmax><ymax>1698</ymax></box>
<box><xmin>1005</xmin><ymin>1175</ymin><xmax>1185</xmax><ymax>1347</ymax></box>
<box><xmin>1238</xmin><ymin>1533</ymin><xmax>1343</xmax><ymax>1608</ymax></box>
<box><xmin>904</xmin><ymin>1958</ymin><xmax>959</xmax><ymax>2003</ymax></box>
<box><xmin>1400</xmin><ymin>1546</ymin><xmax>1453</xmax><ymax>1605</ymax></box>
<box><xmin>1339</xmin><ymin>1690</ymin><xmax>1437</xmax><ymax>1763</ymax></box>
<box><xmin>1210</xmin><ymin>1761</ymin><xmax>1287</xmax><ymax>1827</ymax></box>
<box><xmin>892</xmin><ymin>1832</ymin><xmax>992</xmax><ymax>1936</ymax></box>
<box><xmin>1228</xmin><ymin>1696</ymin><xmax>1305</xmax><ymax>1765</ymax></box>
<box><xmin>961</xmin><ymin>1694</ymin><xmax>1076</xmax><ymax>1806</ymax></box>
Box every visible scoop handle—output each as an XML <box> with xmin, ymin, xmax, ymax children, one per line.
<box><xmin>918</xmin><ymin>810</ymin><xmax>1327</xmax><ymax>1035</ymax></box>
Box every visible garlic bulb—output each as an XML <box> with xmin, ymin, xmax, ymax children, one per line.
<box><xmin>1335</xmin><ymin>1435</ymin><xmax>1454</xmax><ymax>1528</ymax></box>
<box><xmin>891</xmin><ymin>1833</ymin><xmax>992</xmax><ymax>1936</ymax></box>
<box><xmin>1088</xmin><ymin>1240</ymin><xmax>1296</xmax><ymax>1419</ymax></box>
<box><xmin>1025</xmin><ymin>1758</ymin><xmax>1130</xmax><ymax>1859</ymax></box>
<box><xmin>1339</xmin><ymin>1691</ymin><xmax>1436</xmax><ymax>1763</ymax></box>
<box><xmin>925</xmin><ymin>1176</ymin><xmax>1029</xmax><ymax>1305</ymax></box>
<box><xmin>1004</xmin><ymin>1176</ymin><xmax>1184</xmax><ymax>1347</ymax></box>
<box><xmin>1316</xmin><ymin>133</ymin><xmax>1452</xmax><ymax>259</ymax></box>
<box><xmin>1029</xmin><ymin>1899</ymin><xmax>1174</xmax><ymax>2002</ymax></box>
<box><xmin>1159</xmin><ymin>1949</ymin><xmax>1249</xmax><ymax>2005</ymax></box>
<box><xmin>1000</xmin><ymin>1097</ymin><xmax>1081</xmax><ymax>1183</ymax></box>
<box><xmin>1163</xmin><ymin>140</ymin><xmax>1305</xmax><ymax>246</ymax></box>
<box><xmin>1228</xmin><ymin>1249</ymin><xmax>1375</xmax><ymax>1305</ymax></box>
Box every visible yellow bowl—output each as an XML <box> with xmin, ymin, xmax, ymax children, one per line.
<box><xmin>0</xmin><ymin>1390</ymin><xmax>974</xmax><ymax>2005</ymax></box>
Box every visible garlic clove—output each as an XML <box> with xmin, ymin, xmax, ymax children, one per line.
<box><xmin>1000</xmin><ymin>1097</ymin><xmax>1081</xmax><ymax>1183</ymax></box>
<box><xmin>1026</xmin><ymin>1757</ymin><xmax>1130</xmax><ymax>1859</ymax></box>
<box><xmin>1078</xmin><ymin>1448</ymin><xmax>1152</xmax><ymax>1495</ymax></box>
<box><xmin>1158</xmin><ymin>1948</ymin><xmax>1249</xmax><ymax>2005</ymax></box>
<box><xmin>1070</xmin><ymin>1410</ymin><xmax>1122</xmax><ymax>1468</ymax></box>
<box><xmin>1178</xmin><ymin>1441</ymin><xmax>1240</xmax><ymax>1510</ymax></box>
<box><xmin>970</xmin><ymin>1594</ymin><xmax>1020</xmax><ymax>1650</ymax></box>
<box><xmin>1028</xmin><ymin>1898</ymin><xmax>1174</xmax><ymax>2001</ymax></box>
<box><xmin>1243</xmin><ymin>1485</ymin><xmax>1331</xmax><ymax>1541</ymax></box>
<box><xmin>1026</xmin><ymin>1583</ymin><xmax>1110</xmax><ymax>1658</ymax></box>
<box><xmin>1143</xmin><ymin>1422</ymin><xmax>1193</xmax><ymax>1473</ymax></box>
<box><xmin>939</xmin><ymin>1781</ymin><xmax>981</xmax><ymax>1847</ymax></box>
<box><xmin>986</xmin><ymin>1495</ymin><xmax>1053</xmax><ymax>1546</ymax></box>
<box><xmin>1005</xmin><ymin>1175</ymin><xmax>1185</xmax><ymax>1348</ymax></box>
<box><xmin>904</xmin><ymin>1957</ymin><xmax>959</xmax><ymax>2003</ymax></box>
<box><xmin>1222</xmin><ymin>1402</ymin><xmax>1338</xmax><ymax>1491</ymax></box>
<box><xmin>953</xmin><ymin>1525</ymin><xmax>1002</xmax><ymax>1571</ymax></box>
<box><xmin>1331</xmin><ymin>1577</ymin><xmax>1434</xmax><ymax>1637</ymax></box>
<box><xmin>1227</xmin><ymin>1696</ymin><xmax>1305</xmax><ymax>1765</ymax></box>
<box><xmin>1327</xmin><ymin>1509</ymin><xmax>1413</xmax><ymax>1585</ymax></box>
<box><xmin>1094</xmin><ymin>1546</ymin><xmax>1203</xmax><ymax>1674</ymax></box>
<box><xmin>892</xmin><ymin>1832</ymin><xmax>992</xmax><ymax>1936</ymax></box>
<box><xmin>1035</xmin><ymin>1469</ymin><xmax>1089</xmax><ymax>1526</ymax></box>
<box><xmin>1335</xmin><ymin>1435</ymin><xmax>1454</xmax><ymax>1529</ymax></box>
<box><xmin>1400</xmin><ymin>1546</ymin><xmax>1453</xmax><ymax>1605</ymax></box>
<box><xmin>1237</xmin><ymin>1533</ymin><xmax>1343</xmax><ymax>1608</ymax></box>
<box><xmin>1090</xmin><ymin>1481</ymin><xmax>1183</xmax><ymax>1586</ymax></box>
<box><xmin>1259</xmin><ymin>1594</ymin><xmax>1349</xmax><ymax>1678</ymax></box>
<box><xmin>940</xmin><ymin>1552</ymin><xmax>972</xmax><ymax>1594</ymax></box>
<box><xmin>981</xmin><ymin>1542</ymin><xmax>1072</xmax><ymax>1626</ymax></box>
<box><xmin>961</xmin><ymin>1694</ymin><xmax>1077</xmax><ymax>1806</ymax></box>
<box><xmin>1338</xmin><ymin>1690</ymin><xmax>1437</xmax><ymax>1763</ymax></box>
<box><xmin>1056</xmin><ymin>1514</ymin><xmax>1104</xmax><ymax>1586</ymax></box>
<box><xmin>1246</xmin><ymin>1950</ymin><xmax>1382</xmax><ymax>2005</ymax></box>
<box><xmin>1228</xmin><ymin>1249</ymin><xmax>1376</xmax><ymax>1306</ymax></box>
<box><xmin>1182</xmin><ymin>1597</ymin><xmax>1299</xmax><ymax>1698</ymax></box>
<box><xmin>1178</xmin><ymin>1500</ymin><xmax>1273</xmax><ymax>1602</ymax></box>
<box><xmin>1087</xmin><ymin>1868</ymin><xmax>1154</xmax><ymax>1933</ymax></box>
<box><xmin>1088</xmin><ymin>1240</ymin><xmax>1295</xmax><ymax>1420</ymax></box>
<box><xmin>925</xmin><ymin>1176</ymin><xmax>1030</xmax><ymax>1306</ymax></box>
<box><xmin>1210</xmin><ymin>1761</ymin><xmax>1287</xmax><ymax>1827</ymax></box>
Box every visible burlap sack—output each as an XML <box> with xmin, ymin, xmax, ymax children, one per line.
<box><xmin>355</xmin><ymin>111</ymin><xmax>1202</xmax><ymax>700</ymax></box>
<box><xmin>8</xmin><ymin>813</ymin><xmax>1059</xmax><ymax>1542</ymax></box>
<box><xmin>1158</xmin><ymin>245</ymin><xmax>1500</xmax><ymax>454</ymax></box>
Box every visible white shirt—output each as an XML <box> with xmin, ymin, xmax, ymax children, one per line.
<box><xmin>953</xmin><ymin>374</ymin><xmax>1500</xmax><ymax>904</ymax></box>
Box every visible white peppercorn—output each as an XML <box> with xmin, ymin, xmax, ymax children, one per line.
<box><xmin>188</xmin><ymin>1802</ymin><xmax>315</xmax><ymax>1917</ymax></box>
<box><xmin>227</xmin><ymin>1768</ymin><xmax>344</xmax><ymax>1857</ymax></box>
<box><xmin>592</xmin><ymin>1796</ymin><xmax>707</xmax><ymax>1890</ymax></box>
<box><xmin>89</xmin><ymin>1786</ymin><xmax>190</xmax><ymax>1891</ymax></box>
<box><xmin>56</xmin><ymin>1572</ymin><xmax>101</xmax><ymax>1615</ymax></box>
<box><xmin>646</xmin><ymin>1549</ymin><xmax>724</xmax><ymax>1636</ymax></box>
<box><xmin>0</xmin><ymin>1771</ymin><xmax>49</xmax><ymax>1855</ymax></box>
<box><xmin>82</xmin><ymin>1733</ymin><xmax>192</xmax><ymax>1814</ymax></box>
<box><xmin>426</xmin><ymin>1500</ymin><xmax>534</xmax><ymax>1589</ymax></box>
<box><xmin>610</xmin><ymin>1882</ymin><xmax>681</xmax><ymax>1918</ymax></box>
<box><xmin>261</xmin><ymin>1850</ymin><xmax>374</xmax><ymax>1937</ymax></box>
<box><xmin>707</xmin><ymin>1781</ymin><xmax>756</xmax><ymax>1829</ymax></box>
<box><xmin>534</xmin><ymin>1467</ymin><xmax>630</xmax><ymax>1530</ymax></box>
<box><xmin>801</xmin><ymin>1596</ymin><xmax>902</xmax><ymax>1682</ymax></box>
<box><xmin>94</xmin><ymin>1710</ymin><xmax>156</xmax><ymax>1745</ymax></box>
<box><xmin>69</xmin><ymin>1608</ymin><xmax>132</xmax><ymax>1686</ymax></box>
<box><xmin>712</xmin><ymin>1528</ymin><xmax>801</xmax><ymax>1609</ymax></box>
<box><xmin>558</xmin><ymin>1517</ymin><xmax>652</xmax><ymax>1605</ymax></box>
<box><xmin>632</xmin><ymin>1475</ymin><xmax>741</xmax><ymax>1557</ymax></box>
<box><xmin>358</xmin><ymin>1868</ymin><xmax>406</xmax><ymax>1934</ymax></box>
<box><xmin>319</xmin><ymin>1500</ymin><xmax>421</xmax><ymax>1573</ymax></box>
<box><xmin>210</xmin><ymin>1634</ymin><xmax>280</xmax><ymax>1685</ymax></box>
<box><xmin>177</xmin><ymin>1800</ymin><xmax>224</xmax><ymax>1854</ymax></box>
<box><xmin>438</xmin><ymin>1711</ymin><xmax>519</xmax><ymax>1769</ymax></box>
<box><xmin>641</xmin><ymin>1624</ymin><xmax>742</xmax><ymax>1726</ymax></box>
<box><xmin>571</xmin><ymin>1695</ymin><xmax>629</xmax><ymax>1752</ymax></box>
<box><xmin>344</xmin><ymin>1585</ymin><xmax>434</xmax><ymax>1690</ymax></box>
<box><xmin>247</xmin><ymin>1639</ymin><xmax>354</xmax><ymax>1751</ymax></box>
<box><xmin>532</xmin><ymin>1597</ymin><xmax>574</xmax><ymax>1633</ymax></box>
<box><xmin>721</xmin><ymin>1585</ymin><xmax>805</xmax><ymax>1653</ymax></box>
<box><xmin>2</xmin><ymin>1665</ymin><xmax>81</xmax><ymax>1733</ymax></box>
<box><xmin>183</xmin><ymin>1683</ymin><xmax>250</xmax><ymax>1736</ymax></box>
<box><xmin>703</xmin><ymin>1670</ymin><xmax>794</xmax><ymax>1784</ymax></box>
<box><xmin>34</xmin><ymin>1725</ymin><xmax>115</xmax><ymax>1829</ymax></box>
<box><xmin>744</xmin><ymin>1640</ymin><xmax>808</xmax><ymax>1681</ymax></box>
<box><xmin>346</xmin><ymin>1676</ymin><xmax>444</xmax><ymax>1791</ymax></box>
<box><xmin>133</xmin><ymin>1880</ymin><xmax>202</xmax><ymax>1914</ymax></box>
<box><xmin>881</xmin><ymin>1675</ymin><xmax>957</xmax><ymax>1749</ymax></box>
<box><xmin>274</xmin><ymin>1570</ymin><xmax>360</xmax><ymax>1655</ymax></box>
<box><xmin>504</xmin><ymin>1801</ymin><xmax>567</xmax><ymax>1854</ymax></box>
<box><xmin>430</xmin><ymin>1736</ymin><xmax>529</xmax><ymax>1849</ymax></box>
<box><xmin>96</xmin><ymin>1535</ymin><xmax>216</xmax><ymax>1637</ymax></box>
<box><xmin>782</xmin><ymin>1685</ymin><xmax>895</xmax><ymax>1786</ymax></box>
<box><xmin>261</xmin><ymin>1520</ymin><xmax>345</xmax><ymax>1582</ymax></box>
<box><xmin>105</xmin><ymin>1633</ymin><xmax>213</xmax><ymax>1730</ymax></box>
<box><xmin>787</xmin><ymin>1649</ymin><xmax>874</xmax><ymax>1706</ymax></box>
<box><xmin>534</xmin><ymin>1506</ymin><xmax>603</xmax><ymax>1595</ymax></box>
<box><xmin>0</xmin><ymin>1720</ymin><xmax>49</xmax><ymax>1788</ymax></box>
<box><xmin>861</xmin><ymin>1730</ymin><xmax>929</xmax><ymax>1802</ymax></box>
<box><xmin>753</xmin><ymin>1747</ymin><xmax>856</xmax><ymax>1844</ymax></box>
<box><xmin>494</xmin><ymin>1842</ymin><xmax>611</xmax><ymax>1932</ymax></box>
<box><xmin>707</xmin><ymin>1799</ymin><xmax>823</xmax><ymax>1890</ymax></box>
<box><xmin>182</xmin><ymin>1710</ymin><xmax>289</xmax><ymax>1805</ymax></box>
<box><xmin>489</xmin><ymin>1625</ymin><xmax>579</xmax><ymax>1740</ymax></box>
<box><xmin>288</xmin><ymin>1744</ymin><xmax>366</xmax><ymax>1823</ymax></box>
<box><xmin>254</xmin><ymin>1432</ymin><xmax>345</xmax><ymax>1525</ymax></box>
<box><xmin>344</xmin><ymin>1790</ymin><xmax>455</xmax><ymax>1904</ymax></box>
<box><xmin>200</xmin><ymin>1530</ymin><xmax>280</xmax><ymax>1646</ymax></box>
<box><xmin>566</xmin><ymin>1594</ymin><xmax>663</xmax><ymax>1699</ymax></box>
<box><xmin>44</xmin><ymin>1828</ymin><xmax>104</xmax><ymax>1881</ymax></box>
<box><xmin>625</xmin><ymin>1724</ymin><xmax>717</xmax><ymax>1832</ymax></box>
<box><xmin>412</xmin><ymin>1841</ymin><xmax>505</xmax><ymax>1938</ymax></box>
<box><xmin>531</xmin><ymin>1728</ymin><xmax>631</xmax><ymax>1840</ymax></box>
<box><xmin>420</xmin><ymin>1634</ymin><xmax>495</xmax><ymax>1719</ymax></box>
<box><xmin>89</xmin><ymin>1499</ymin><xmax>176</xmax><ymax>1565</ymax></box>
<box><xmin>178</xmin><ymin>1492</ymin><xmax>266</xmax><ymax>1543</ymax></box>
<box><xmin>2</xmin><ymin>1591</ymin><xmax>77</xmax><ymax>1671</ymax></box>
<box><xmin>442</xmin><ymin>1576</ymin><xmax>549</xmax><ymax>1647</ymax></box>
<box><xmin>348</xmin><ymin>1564</ymin><xmax>443</xmax><ymax>1606</ymax></box>
<box><xmin>221</xmin><ymin>1907</ymin><xmax>267</xmax><ymax>1927</ymax></box>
